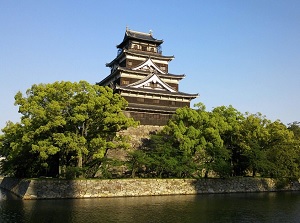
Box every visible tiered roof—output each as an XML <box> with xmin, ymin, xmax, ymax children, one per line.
<box><xmin>117</xmin><ymin>29</ymin><xmax>163</xmax><ymax>49</ymax></box>
<box><xmin>97</xmin><ymin>28</ymin><xmax>198</xmax><ymax>125</ymax></box>
<box><xmin>106</xmin><ymin>49</ymin><xmax>174</xmax><ymax>68</ymax></box>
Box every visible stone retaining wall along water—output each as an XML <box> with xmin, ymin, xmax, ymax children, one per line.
<box><xmin>1</xmin><ymin>177</ymin><xmax>300</xmax><ymax>200</ymax></box>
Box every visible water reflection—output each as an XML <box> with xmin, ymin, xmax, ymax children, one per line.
<box><xmin>1</xmin><ymin>189</ymin><xmax>300</xmax><ymax>223</ymax></box>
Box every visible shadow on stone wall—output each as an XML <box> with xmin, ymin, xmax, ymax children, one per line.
<box><xmin>0</xmin><ymin>177</ymin><xmax>31</xmax><ymax>198</ymax></box>
<box><xmin>0</xmin><ymin>177</ymin><xmax>79</xmax><ymax>199</ymax></box>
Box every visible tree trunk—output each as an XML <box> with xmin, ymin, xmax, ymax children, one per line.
<box><xmin>77</xmin><ymin>154</ymin><xmax>83</xmax><ymax>178</ymax></box>
<box><xmin>204</xmin><ymin>170</ymin><xmax>208</xmax><ymax>178</ymax></box>
<box><xmin>78</xmin><ymin>155</ymin><xmax>83</xmax><ymax>168</ymax></box>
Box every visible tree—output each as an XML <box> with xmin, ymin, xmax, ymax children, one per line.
<box><xmin>0</xmin><ymin>81</ymin><xmax>137</xmax><ymax>178</ymax></box>
<box><xmin>238</xmin><ymin>113</ymin><xmax>271</xmax><ymax>176</ymax></box>
<box><xmin>0</xmin><ymin>121</ymin><xmax>39</xmax><ymax>177</ymax></box>
<box><xmin>210</xmin><ymin>105</ymin><xmax>244</xmax><ymax>176</ymax></box>
<box><xmin>263</xmin><ymin>121</ymin><xmax>300</xmax><ymax>180</ymax></box>
<box><xmin>128</xmin><ymin>106</ymin><xmax>205</xmax><ymax>178</ymax></box>
<box><xmin>129</xmin><ymin>104</ymin><xmax>231</xmax><ymax>178</ymax></box>
<box><xmin>288</xmin><ymin>121</ymin><xmax>300</xmax><ymax>140</ymax></box>
<box><xmin>239</xmin><ymin>117</ymin><xmax>300</xmax><ymax>179</ymax></box>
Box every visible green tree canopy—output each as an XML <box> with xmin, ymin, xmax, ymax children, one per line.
<box><xmin>128</xmin><ymin>104</ymin><xmax>232</xmax><ymax>178</ymax></box>
<box><xmin>0</xmin><ymin>81</ymin><xmax>137</xmax><ymax>178</ymax></box>
<box><xmin>127</xmin><ymin>103</ymin><xmax>300</xmax><ymax>180</ymax></box>
<box><xmin>288</xmin><ymin>121</ymin><xmax>300</xmax><ymax>140</ymax></box>
<box><xmin>264</xmin><ymin>121</ymin><xmax>300</xmax><ymax>179</ymax></box>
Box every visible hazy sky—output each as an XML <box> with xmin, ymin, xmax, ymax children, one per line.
<box><xmin>1</xmin><ymin>0</ymin><xmax>299</xmax><ymax>130</ymax></box>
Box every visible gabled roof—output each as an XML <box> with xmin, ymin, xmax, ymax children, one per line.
<box><xmin>128</xmin><ymin>73</ymin><xmax>176</xmax><ymax>92</ymax></box>
<box><xmin>132</xmin><ymin>58</ymin><xmax>166</xmax><ymax>74</ymax></box>
<box><xmin>117</xmin><ymin>28</ymin><xmax>163</xmax><ymax>48</ymax></box>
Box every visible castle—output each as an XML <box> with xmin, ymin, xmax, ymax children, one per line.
<box><xmin>97</xmin><ymin>28</ymin><xmax>198</xmax><ymax>125</ymax></box>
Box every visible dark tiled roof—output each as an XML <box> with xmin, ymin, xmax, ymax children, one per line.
<box><xmin>126</xmin><ymin>30</ymin><xmax>158</xmax><ymax>42</ymax></box>
<box><xmin>116</xmin><ymin>85</ymin><xmax>199</xmax><ymax>99</ymax></box>
<box><xmin>106</xmin><ymin>50</ymin><xmax>174</xmax><ymax>67</ymax></box>
<box><xmin>118</xmin><ymin>67</ymin><xmax>185</xmax><ymax>79</ymax></box>
<box><xmin>117</xmin><ymin>29</ymin><xmax>163</xmax><ymax>48</ymax></box>
<box><xmin>125</xmin><ymin>50</ymin><xmax>174</xmax><ymax>60</ymax></box>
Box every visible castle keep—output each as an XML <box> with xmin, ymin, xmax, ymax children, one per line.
<box><xmin>98</xmin><ymin>28</ymin><xmax>198</xmax><ymax>125</ymax></box>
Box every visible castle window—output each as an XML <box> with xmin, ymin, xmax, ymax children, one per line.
<box><xmin>128</xmin><ymin>61</ymin><xmax>132</xmax><ymax>66</ymax></box>
<box><xmin>122</xmin><ymin>80</ymin><xmax>129</xmax><ymax>85</ymax></box>
<box><xmin>142</xmin><ymin>45</ymin><xmax>147</xmax><ymax>51</ymax></box>
<box><xmin>153</xmin><ymin>99</ymin><xmax>159</xmax><ymax>104</ymax></box>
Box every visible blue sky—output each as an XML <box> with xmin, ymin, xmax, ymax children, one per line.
<box><xmin>1</xmin><ymin>0</ymin><xmax>300</xmax><ymax>130</ymax></box>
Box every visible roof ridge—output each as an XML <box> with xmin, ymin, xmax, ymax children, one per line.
<box><xmin>126</xmin><ymin>28</ymin><xmax>152</xmax><ymax>36</ymax></box>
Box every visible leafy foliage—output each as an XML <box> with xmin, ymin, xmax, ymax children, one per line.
<box><xmin>128</xmin><ymin>104</ymin><xmax>231</xmax><ymax>178</ymax></box>
<box><xmin>0</xmin><ymin>81</ymin><xmax>137</xmax><ymax>178</ymax></box>
<box><xmin>127</xmin><ymin>104</ymin><xmax>300</xmax><ymax>179</ymax></box>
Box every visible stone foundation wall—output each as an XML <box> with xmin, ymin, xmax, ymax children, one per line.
<box><xmin>102</xmin><ymin>125</ymin><xmax>163</xmax><ymax>177</ymax></box>
<box><xmin>1</xmin><ymin>177</ymin><xmax>300</xmax><ymax>200</ymax></box>
<box><xmin>118</xmin><ymin>125</ymin><xmax>163</xmax><ymax>149</ymax></box>
<box><xmin>107</xmin><ymin>125</ymin><xmax>163</xmax><ymax>160</ymax></box>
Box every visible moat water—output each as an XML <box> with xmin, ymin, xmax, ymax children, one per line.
<box><xmin>1</xmin><ymin>188</ymin><xmax>300</xmax><ymax>223</ymax></box>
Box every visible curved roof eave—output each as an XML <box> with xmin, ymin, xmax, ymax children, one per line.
<box><xmin>116</xmin><ymin>86</ymin><xmax>199</xmax><ymax>99</ymax></box>
<box><xmin>117</xmin><ymin>67</ymin><xmax>185</xmax><ymax>79</ymax></box>
<box><xmin>124</xmin><ymin>50</ymin><xmax>174</xmax><ymax>61</ymax></box>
